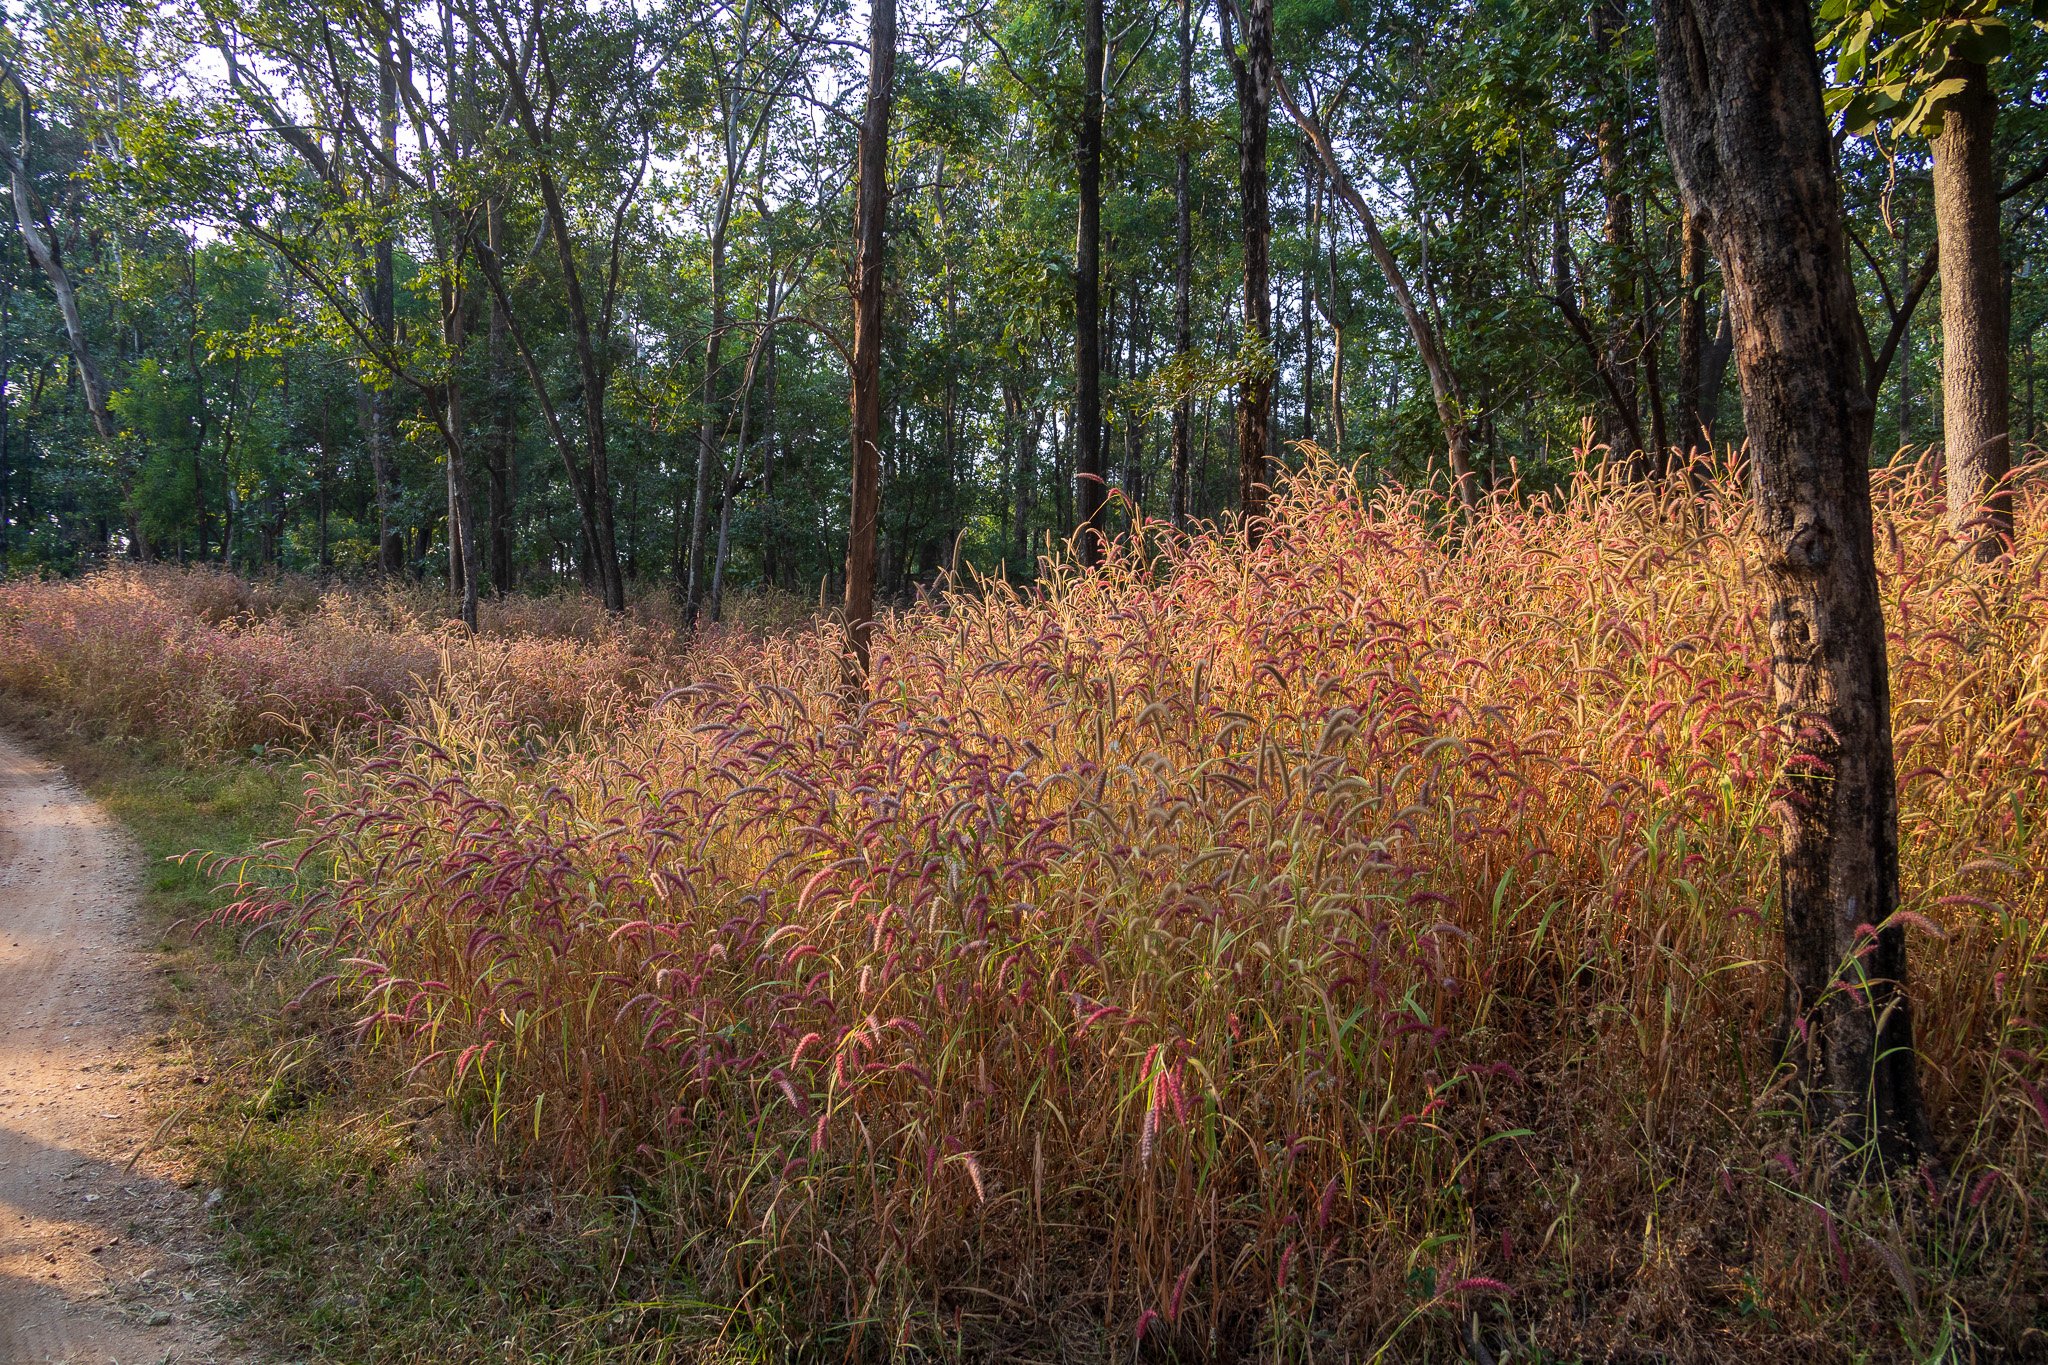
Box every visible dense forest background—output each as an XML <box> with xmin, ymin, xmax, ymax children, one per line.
<box><xmin>0</xmin><ymin>0</ymin><xmax>2042</xmax><ymax>614</ymax></box>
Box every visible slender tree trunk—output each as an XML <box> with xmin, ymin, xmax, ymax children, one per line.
<box><xmin>1170</xmin><ymin>0</ymin><xmax>1194</xmax><ymax>529</ymax></box>
<box><xmin>760</xmin><ymin>311</ymin><xmax>779</xmax><ymax>588</ymax></box>
<box><xmin>1639</xmin><ymin>200</ymin><xmax>1670</xmax><ymax>473</ymax></box>
<box><xmin>371</xmin><ymin>39</ymin><xmax>405</xmax><ymax>575</ymax></box>
<box><xmin>1329</xmin><ymin>323</ymin><xmax>1345</xmax><ymax>453</ymax></box>
<box><xmin>318</xmin><ymin>402</ymin><xmax>333</xmax><ymax>571</ymax></box>
<box><xmin>1594</xmin><ymin>0</ymin><xmax>1643</xmax><ymax>472</ymax></box>
<box><xmin>1301</xmin><ymin>164</ymin><xmax>1317</xmax><ymax>446</ymax></box>
<box><xmin>686</xmin><ymin>217</ymin><xmax>729</xmax><ymax>620</ymax></box>
<box><xmin>1654</xmin><ymin>0</ymin><xmax>1925</xmax><ymax>1165</ymax></box>
<box><xmin>1276</xmin><ymin>71</ymin><xmax>1477</xmax><ymax>510</ymax></box>
<box><xmin>1074</xmin><ymin>0</ymin><xmax>1107</xmax><ymax>565</ymax></box>
<box><xmin>478</xmin><ymin>200</ymin><xmax>513</xmax><ymax>593</ymax></box>
<box><xmin>1897</xmin><ymin>229</ymin><xmax>1913</xmax><ymax>451</ymax></box>
<box><xmin>1929</xmin><ymin>59</ymin><xmax>2012</xmax><ymax>559</ymax></box>
<box><xmin>1014</xmin><ymin>400</ymin><xmax>1040</xmax><ymax>568</ymax></box>
<box><xmin>1226</xmin><ymin>0</ymin><xmax>1275</xmax><ymax>531</ymax></box>
<box><xmin>1123</xmin><ymin>286</ymin><xmax>1145</xmax><ymax>512</ymax></box>
<box><xmin>843</xmin><ymin>0</ymin><xmax>895</xmax><ymax>676</ymax></box>
<box><xmin>440</xmin><ymin>228</ymin><xmax>479</xmax><ymax>629</ymax></box>
<box><xmin>0</xmin><ymin>125</ymin><xmax>115</xmax><ymax>445</ymax></box>
<box><xmin>1677</xmin><ymin>205</ymin><xmax>1708</xmax><ymax>477</ymax></box>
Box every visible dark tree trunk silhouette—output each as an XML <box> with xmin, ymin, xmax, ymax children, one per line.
<box><xmin>371</xmin><ymin>39</ymin><xmax>404</xmax><ymax>575</ymax></box>
<box><xmin>1676</xmin><ymin>205</ymin><xmax>1709</xmax><ymax>479</ymax></box>
<box><xmin>1593</xmin><ymin>0</ymin><xmax>1644</xmax><ymax>472</ymax></box>
<box><xmin>1223</xmin><ymin>0</ymin><xmax>1274</xmax><ymax>532</ymax></box>
<box><xmin>843</xmin><ymin>0</ymin><xmax>895</xmax><ymax>675</ymax></box>
<box><xmin>1654</xmin><ymin>0</ymin><xmax>1925</xmax><ymax>1165</ymax></box>
<box><xmin>1074</xmin><ymin>0</ymin><xmax>1106</xmax><ymax>565</ymax></box>
<box><xmin>1171</xmin><ymin>0</ymin><xmax>1194</xmax><ymax>529</ymax></box>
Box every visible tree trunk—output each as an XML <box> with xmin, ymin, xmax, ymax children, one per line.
<box><xmin>760</xmin><ymin>310</ymin><xmax>779</xmax><ymax>589</ymax></box>
<box><xmin>1275</xmin><ymin>71</ymin><xmax>1477</xmax><ymax>511</ymax></box>
<box><xmin>1896</xmin><ymin>229</ymin><xmax>1913</xmax><ymax>451</ymax></box>
<box><xmin>1929</xmin><ymin>59</ymin><xmax>2012</xmax><ymax>560</ymax></box>
<box><xmin>1301</xmin><ymin>161</ymin><xmax>1317</xmax><ymax>446</ymax></box>
<box><xmin>1700</xmin><ymin>307</ymin><xmax>1734</xmax><ymax>434</ymax></box>
<box><xmin>1226</xmin><ymin>0</ymin><xmax>1275</xmax><ymax>532</ymax></box>
<box><xmin>1328</xmin><ymin>323</ymin><xmax>1345</xmax><ymax>453</ymax></box>
<box><xmin>371</xmin><ymin>40</ymin><xmax>405</xmax><ymax>576</ymax></box>
<box><xmin>1638</xmin><ymin>199</ymin><xmax>1670</xmax><ymax>474</ymax></box>
<box><xmin>1015</xmin><ymin>400</ymin><xmax>1040</xmax><ymax>568</ymax></box>
<box><xmin>1593</xmin><ymin>0</ymin><xmax>1643</xmax><ymax>473</ymax></box>
<box><xmin>441</xmin><ymin>234</ymin><xmax>479</xmax><ymax>630</ymax></box>
<box><xmin>1123</xmin><ymin>286</ymin><xmax>1146</xmax><ymax>512</ymax></box>
<box><xmin>1074</xmin><ymin>0</ymin><xmax>1107</xmax><ymax>566</ymax></box>
<box><xmin>1170</xmin><ymin>0</ymin><xmax>1194</xmax><ymax>529</ymax></box>
<box><xmin>1676</xmin><ymin>205</ymin><xmax>1708</xmax><ymax>479</ymax></box>
<box><xmin>686</xmin><ymin>214</ymin><xmax>730</xmax><ymax>621</ymax></box>
<box><xmin>0</xmin><ymin>116</ymin><xmax>115</xmax><ymax>445</ymax></box>
<box><xmin>843</xmin><ymin>0</ymin><xmax>895</xmax><ymax>676</ymax></box>
<box><xmin>485</xmin><ymin>240</ymin><xmax>515</xmax><ymax>594</ymax></box>
<box><xmin>1653</xmin><ymin>0</ymin><xmax>1925</xmax><ymax>1165</ymax></box>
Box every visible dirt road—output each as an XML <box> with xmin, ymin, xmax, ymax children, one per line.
<box><xmin>0</xmin><ymin>731</ymin><xmax>246</xmax><ymax>1364</ymax></box>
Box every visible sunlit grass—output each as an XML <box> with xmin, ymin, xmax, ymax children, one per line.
<box><xmin>6</xmin><ymin>454</ymin><xmax>2045</xmax><ymax>1360</ymax></box>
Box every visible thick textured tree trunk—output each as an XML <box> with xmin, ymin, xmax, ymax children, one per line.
<box><xmin>1929</xmin><ymin>60</ymin><xmax>2012</xmax><ymax>560</ymax></box>
<box><xmin>1170</xmin><ymin>0</ymin><xmax>1194</xmax><ymax>529</ymax></box>
<box><xmin>843</xmin><ymin>0</ymin><xmax>895</xmax><ymax>676</ymax></box>
<box><xmin>1228</xmin><ymin>0</ymin><xmax>1275</xmax><ymax>532</ymax></box>
<box><xmin>1074</xmin><ymin>0</ymin><xmax>1106</xmax><ymax>566</ymax></box>
<box><xmin>1654</xmin><ymin>0</ymin><xmax>1925</xmax><ymax>1165</ymax></box>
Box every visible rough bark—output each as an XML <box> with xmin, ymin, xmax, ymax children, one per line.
<box><xmin>843</xmin><ymin>0</ymin><xmax>895</xmax><ymax>677</ymax></box>
<box><xmin>1929</xmin><ymin>60</ymin><xmax>2012</xmax><ymax>559</ymax></box>
<box><xmin>1654</xmin><ymin>0</ymin><xmax>1925</xmax><ymax>1165</ymax></box>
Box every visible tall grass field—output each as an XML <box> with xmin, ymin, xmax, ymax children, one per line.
<box><xmin>3</xmin><ymin>457</ymin><xmax>2043</xmax><ymax>1361</ymax></box>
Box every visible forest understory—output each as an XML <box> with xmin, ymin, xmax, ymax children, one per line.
<box><xmin>2</xmin><ymin>456</ymin><xmax>2043</xmax><ymax>1364</ymax></box>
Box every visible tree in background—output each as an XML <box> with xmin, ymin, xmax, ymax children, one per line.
<box><xmin>1822</xmin><ymin>0</ymin><xmax>2044</xmax><ymax>558</ymax></box>
<box><xmin>843</xmin><ymin>0</ymin><xmax>893</xmax><ymax>674</ymax></box>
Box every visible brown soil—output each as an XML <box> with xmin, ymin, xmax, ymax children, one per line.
<box><xmin>0</xmin><ymin>731</ymin><xmax>250</xmax><ymax>1363</ymax></box>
